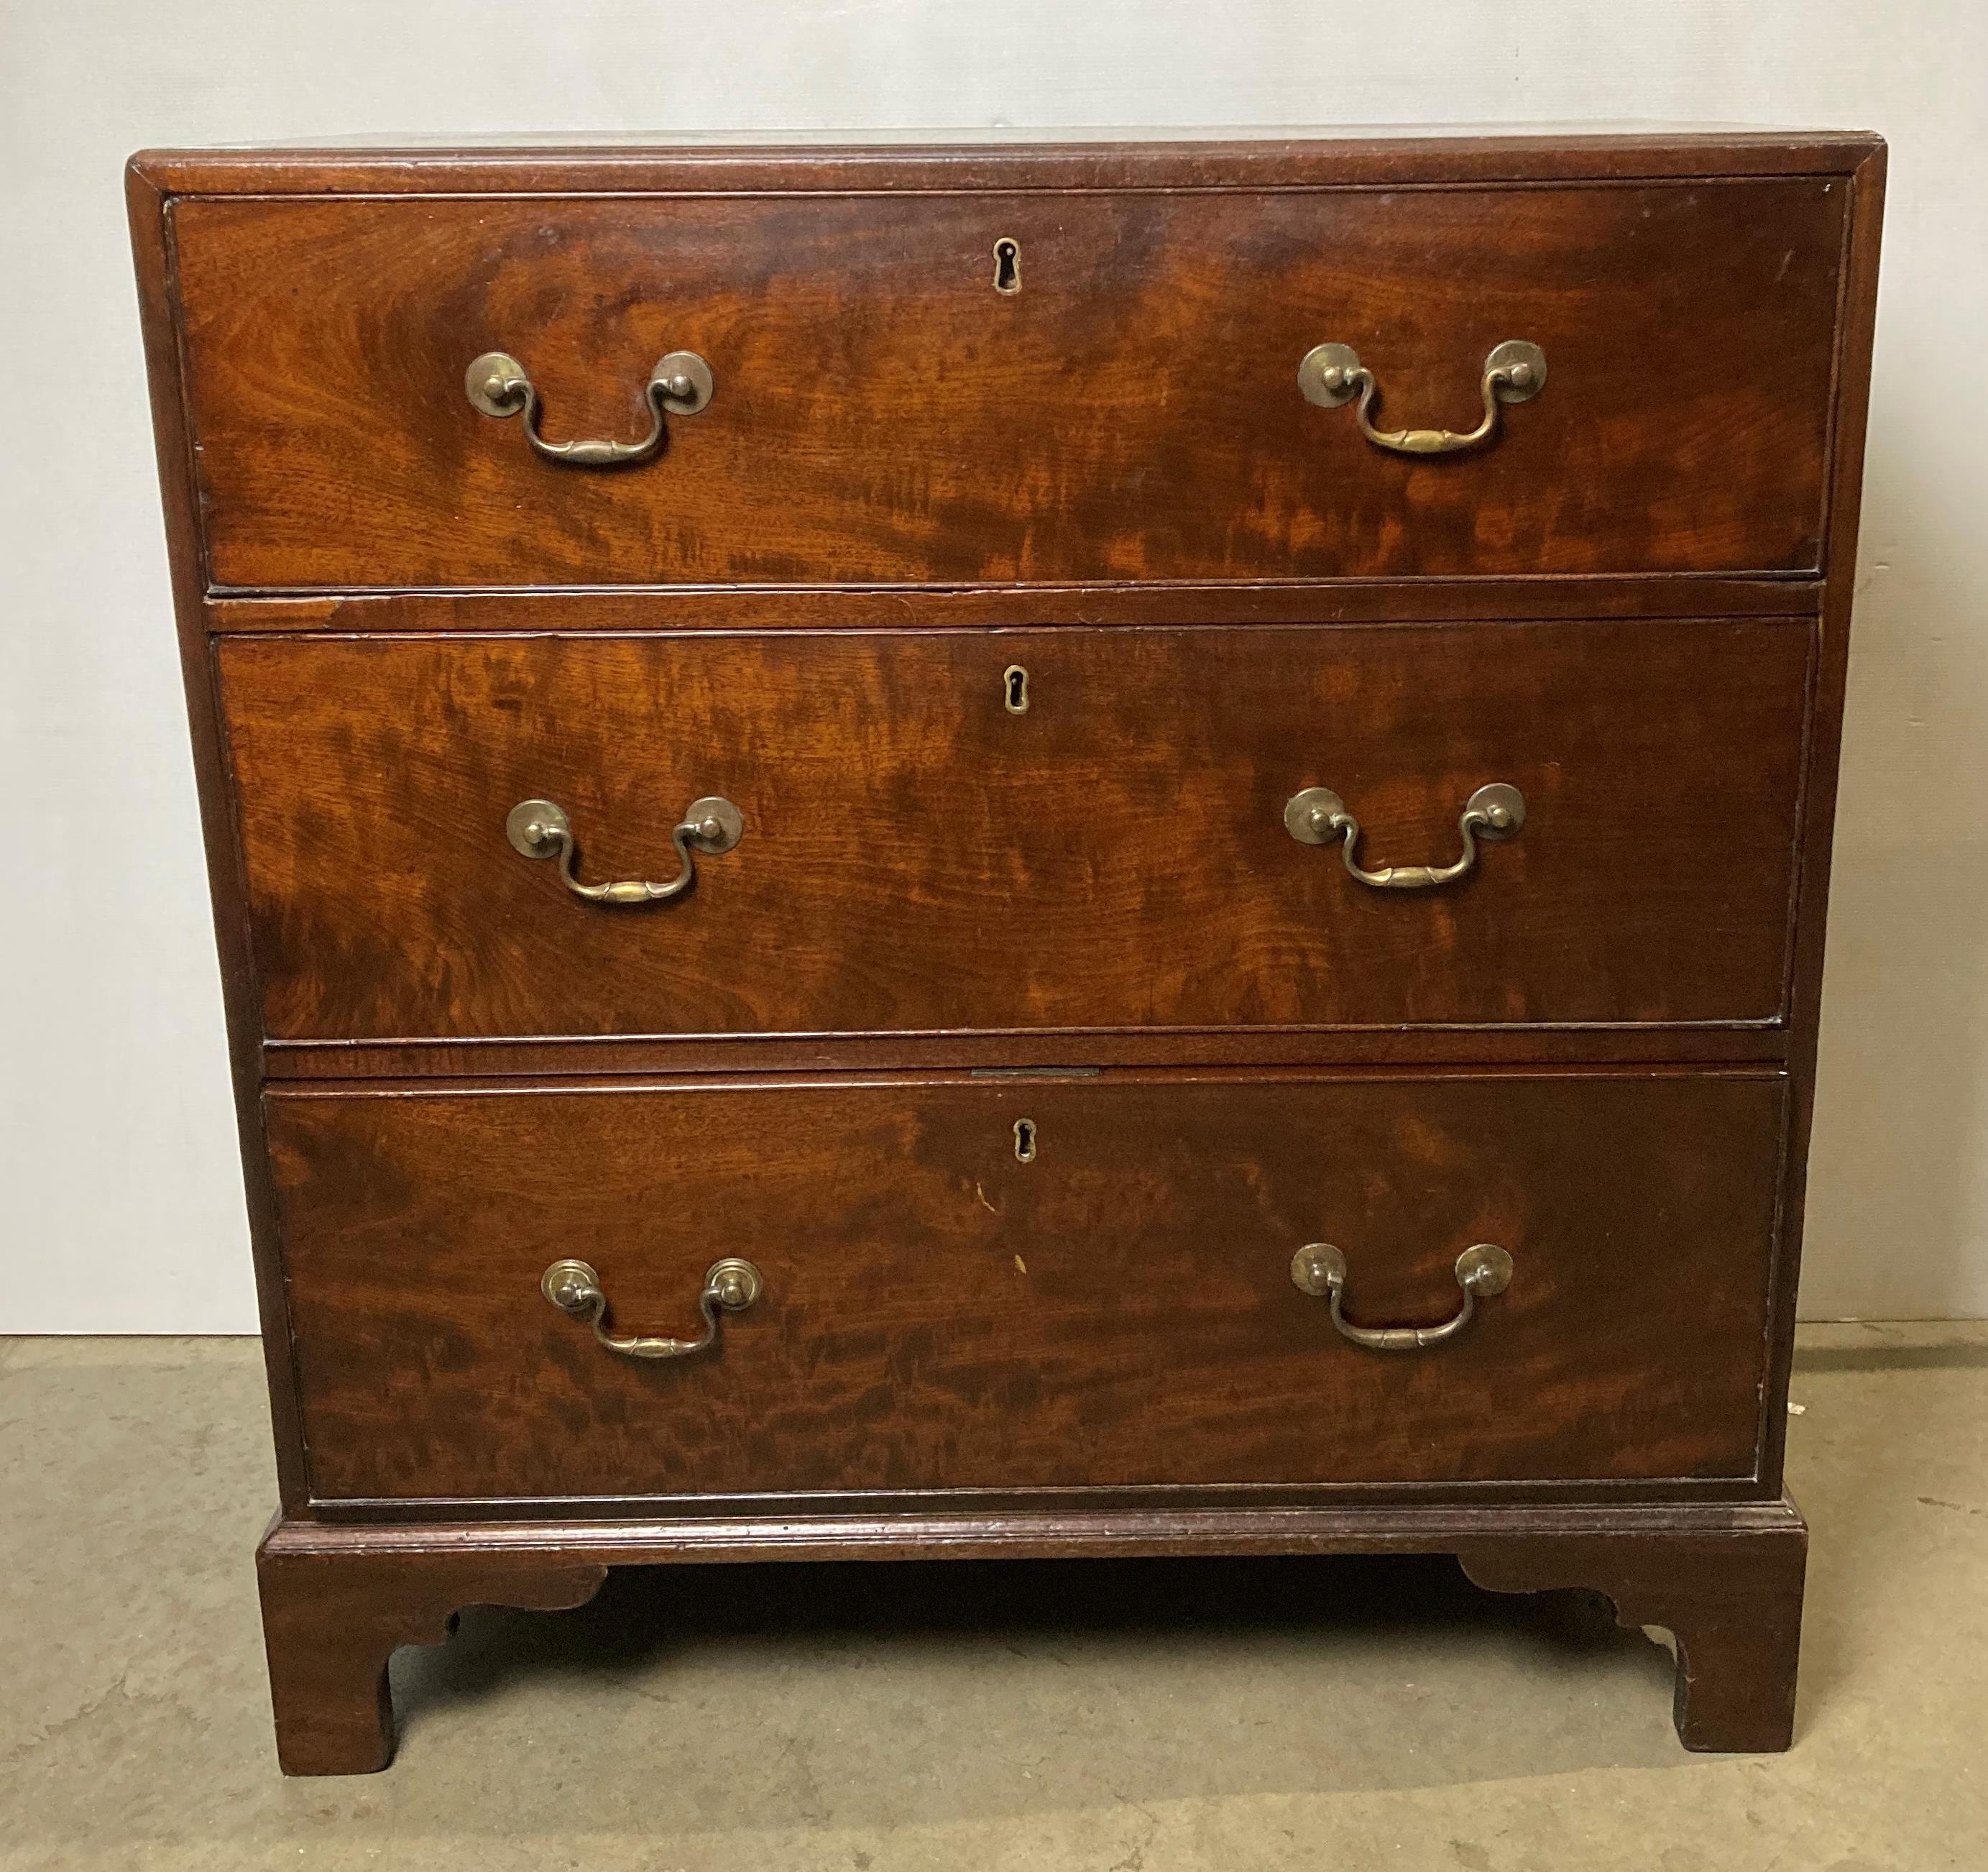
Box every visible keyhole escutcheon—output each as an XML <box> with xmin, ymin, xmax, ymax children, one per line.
<box><xmin>1013</xmin><ymin>1118</ymin><xmax>1037</xmax><ymax>1162</ymax></box>
<box><xmin>993</xmin><ymin>237</ymin><xmax>1021</xmax><ymax>294</ymax></box>
<box><xmin>1004</xmin><ymin>664</ymin><xmax>1030</xmax><ymax>714</ymax></box>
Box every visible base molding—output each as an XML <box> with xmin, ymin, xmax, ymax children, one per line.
<box><xmin>262</xmin><ymin>1495</ymin><xmax>1804</xmax><ymax>1565</ymax></box>
<box><xmin>257</xmin><ymin>1495</ymin><xmax>1807</xmax><ymax>1772</ymax></box>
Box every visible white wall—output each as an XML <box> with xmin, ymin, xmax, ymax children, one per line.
<box><xmin>2</xmin><ymin>1</ymin><xmax>1984</xmax><ymax>1331</ymax></box>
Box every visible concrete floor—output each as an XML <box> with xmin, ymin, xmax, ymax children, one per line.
<box><xmin>1</xmin><ymin>1327</ymin><xmax>1984</xmax><ymax>1870</ymax></box>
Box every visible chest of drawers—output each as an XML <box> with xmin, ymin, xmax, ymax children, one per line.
<box><xmin>129</xmin><ymin>129</ymin><xmax>1885</xmax><ymax>1773</ymax></box>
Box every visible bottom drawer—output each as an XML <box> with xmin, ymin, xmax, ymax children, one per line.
<box><xmin>267</xmin><ymin>1071</ymin><xmax>1785</xmax><ymax>1503</ymax></box>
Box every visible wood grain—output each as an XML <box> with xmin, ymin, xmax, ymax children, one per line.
<box><xmin>217</xmin><ymin>618</ymin><xmax>1813</xmax><ymax>1044</ymax></box>
<box><xmin>126</xmin><ymin>132</ymin><xmax>1883</xmax><ymax>1768</ymax></box>
<box><xmin>267</xmin><ymin>1070</ymin><xmax>1786</xmax><ymax>1502</ymax></box>
<box><xmin>1460</xmin><ymin>1510</ymin><xmax>1808</xmax><ymax>1751</ymax></box>
<box><xmin>254</xmin><ymin>1495</ymin><xmax>1805</xmax><ymax>1770</ymax></box>
<box><xmin>256</xmin><ymin>1520</ymin><xmax>606</xmax><ymax>1774</ymax></box>
<box><xmin>204</xmin><ymin>577</ymin><xmax>1823</xmax><ymax>635</ymax></box>
<box><xmin>257</xmin><ymin>1024</ymin><xmax>1795</xmax><ymax>1083</ymax></box>
<box><xmin>126</xmin><ymin>165</ymin><xmax>312</xmax><ymax>1509</ymax></box>
<box><xmin>171</xmin><ymin>181</ymin><xmax>1846</xmax><ymax>589</ymax></box>
<box><xmin>130</xmin><ymin>129</ymin><xmax>1883</xmax><ymax>199</ymax></box>
<box><xmin>1759</xmin><ymin>141</ymin><xmax>1889</xmax><ymax>1489</ymax></box>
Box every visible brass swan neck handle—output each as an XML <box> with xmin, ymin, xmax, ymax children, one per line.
<box><xmin>506</xmin><ymin>797</ymin><xmax>744</xmax><ymax>905</ymax></box>
<box><xmin>466</xmin><ymin>349</ymin><xmax>714</xmax><ymax>467</ymax></box>
<box><xmin>1284</xmin><ymin>783</ymin><xmax>1524</xmax><ymax>889</ymax></box>
<box><xmin>540</xmin><ymin>1258</ymin><xmax>763</xmax><ymax>1362</ymax></box>
<box><xmin>1298</xmin><ymin>339</ymin><xmax>1546</xmax><ymax>456</ymax></box>
<box><xmin>1292</xmin><ymin>1243</ymin><xmax>1514</xmax><ymax>1352</ymax></box>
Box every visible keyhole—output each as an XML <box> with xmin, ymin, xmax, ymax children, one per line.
<box><xmin>993</xmin><ymin>237</ymin><xmax>1021</xmax><ymax>294</ymax></box>
<box><xmin>1013</xmin><ymin>1118</ymin><xmax>1036</xmax><ymax>1162</ymax></box>
<box><xmin>1004</xmin><ymin>664</ymin><xmax>1029</xmax><ymax>714</ymax></box>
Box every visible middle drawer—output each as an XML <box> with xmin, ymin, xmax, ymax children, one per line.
<box><xmin>218</xmin><ymin>618</ymin><xmax>1810</xmax><ymax>1044</ymax></box>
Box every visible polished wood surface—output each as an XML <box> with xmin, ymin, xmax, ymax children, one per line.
<box><xmin>172</xmin><ymin>180</ymin><xmax>1844</xmax><ymax>589</ymax></box>
<box><xmin>258</xmin><ymin>1024</ymin><xmax>1796</xmax><ymax>1084</ymax></box>
<box><xmin>256</xmin><ymin>1523</ymin><xmax>607</xmax><ymax>1775</ymax></box>
<box><xmin>129</xmin><ymin>132</ymin><xmax>1885</xmax><ymax>1768</ymax></box>
<box><xmin>132</xmin><ymin>130</ymin><xmax>1885</xmax><ymax>198</ymax></box>
<box><xmin>258</xmin><ymin>1495</ymin><xmax>1803</xmax><ymax>1771</ymax></box>
<box><xmin>127</xmin><ymin>162</ymin><xmax>313</xmax><ymax>1507</ymax></box>
<box><xmin>1759</xmin><ymin>147</ymin><xmax>1890</xmax><ymax>1499</ymax></box>
<box><xmin>1458</xmin><ymin>1508</ymin><xmax>1808</xmax><ymax>1752</ymax></box>
<box><xmin>219</xmin><ymin>619</ymin><xmax>1812</xmax><ymax>1044</ymax></box>
<box><xmin>269</xmin><ymin>1070</ymin><xmax>1785</xmax><ymax>1502</ymax></box>
<box><xmin>205</xmin><ymin>576</ymin><xmax>1823</xmax><ymax>635</ymax></box>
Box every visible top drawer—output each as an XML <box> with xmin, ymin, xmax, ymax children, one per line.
<box><xmin>169</xmin><ymin>180</ymin><xmax>1848</xmax><ymax>590</ymax></box>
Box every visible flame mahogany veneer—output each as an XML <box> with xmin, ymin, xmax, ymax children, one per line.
<box><xmin>129</xmin><ymin>129</ymin><xmax>1884</xmax><ymax>1773</ymax></box>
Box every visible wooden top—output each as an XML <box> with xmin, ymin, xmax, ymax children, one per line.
<box><xmin>128</xmin><ymin>129</ymin><xmax>1884</xmax><ymax>197</ymax></box>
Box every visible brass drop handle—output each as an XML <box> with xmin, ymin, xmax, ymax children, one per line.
<box><xmin>465</xmin><ymin>349</ymin><xmax>713</xmax><ymax>467</ymax></box>
<box><xmin>1297</xmin><ymin>340</ymin><xmax>1546</xmax><ymax>456</ymax></box>
<box><xmin>541</xmin><ymin>1257</ymin><xmax>763</xmax><ymax>1361</ymax></box>
<box><xmin>1292</xmin><ymin>1243</ymin><xmax>1514</xmax><ymax>1351</ymax></box>
<box><xmin>506</xmin><ymin>796</ymin><xmax>743</xmax><ymax>904</ymax></box>
<box><xmin>1284</xmin><ymin>783</ymin><xmax>1524</xmax><ymax>889</ymax></box>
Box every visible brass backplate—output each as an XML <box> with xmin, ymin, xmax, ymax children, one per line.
<box><xmin>684</xmin><ymin>796</ymin><xmax>745</xmax><ymax>853</ymax></box>
<box><xmin>465</xmin><ymin>352</ymin><xmax>530</xmax><ymax>418</ymax></box>
<box><xmin>506</xmin><ymin>798</ymin><xmax>571</xmax><ymax>858</ymax></box>
<box><xmin>705</xmin><ymin>1257</ymin><xmax>763</xmax><ymax>1310</ymax></box>
<box><xmin>1290</xmin><ymin>1242</ymin><xmax>1347</xmax><ymax>1295</ymax></box>
<box><xmin>1297</xmin><ymin>342</ymin><xmax>1364</xmax><ymax>408</ymax></box>
<box><xmin>654</xmin><ymin>351</ymin><xmax>716</xmax><ymax>416</ymax></box>
<box><xmin>1464</xmin><ymin>783</ymin><xmax>1526</xmax><ymax>836</ymax></box>
<box><xmin>1284</xmin><ymin>787</ymin><xmax>1347</xmax><ymax>845</ymax></box>
<box><xmin>1455</xmin><ymin>1244</ymin><xmax>1514</xmax><ymax>1294</ymax></box>
<box><xmin>1484</xmin><ymin>340</ymin><xmax>1547</xmax><ymax>403</ymax></box>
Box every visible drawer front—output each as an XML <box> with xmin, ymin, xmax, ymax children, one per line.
<box><xmin>173</xmin><ymin>181</ymin><xmax>1844</xmax><ymax>588</ymax></box>
<box><xmin>270</xmin><ymin>1072</ymin><xmax>1784</xmax><ymax>1502</ymax></box>
<box><xmin>220</xmin><ymin>619</ymin><xmax>1811</xmax><ymax>1043</ymax></box>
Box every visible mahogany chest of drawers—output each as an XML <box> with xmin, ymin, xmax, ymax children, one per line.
<box><xmin>129</xmin><ymin>129</ymin><xmax>1885</xmax><ymax>1772</ymax></box>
